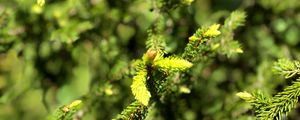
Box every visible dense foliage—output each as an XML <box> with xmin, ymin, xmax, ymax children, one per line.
<box><xmin>0</xmin><ymin>0</ymin><xmax>299</xmax><ymax>120</ymax></box>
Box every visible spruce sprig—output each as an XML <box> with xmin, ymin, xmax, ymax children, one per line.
<box><xmin>237</xmin><ymin>91</ymin><xmax>271</xmax><ymax>114</ymax></box>
<box><xmin>114</xmin><ymin>101</ymin><xmax>148</xmax><ymax>120</ymax></box>
<box><xmin>131</xmin><ymin>69</ymin><xmax>151</xmax><ymax>106</ymax></box>
<box><xmin>182</xmin><ymin>24</ymin><xmax>221</xmax><ymax>61</ymax></box>
<box><xmin>257</xmin><ymin>78</ymin><xmax>300</xmax><ymax>120</ymax></box>
<box><xmin>223</xmin><ymin>11</ymin><xmax>246</xmax><ymax>30</ymax></box>
<box><xmin>217</xmin><ymin>10</ymin><xmax>246</xmax><ymax>57</ymax></box>
<box><xmin>154</xmin><ymin>57</ymin><xmax>193</xmax><ymax>72</ymax></box>
<box><xmin>238</xmin><ymin>59</ymin><xmax>300</xmax><ymax>120</ymax></box>
<box><xmin>48</xmin><ymin>100</ymin><xmax>83</xmax><ymax>120</ymax></box>
<box><xmin>117</xmin><ymin>10</ymin><xmax>246</xmax><ymax>120</ymax></box>
<box><xmin>273</xmin><ymin>59</ymin><xmax>300</xmax><ymax>78</ymax></box>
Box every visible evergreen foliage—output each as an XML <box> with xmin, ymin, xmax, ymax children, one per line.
<box><xmin>273</xmin><ymin>59</ymin><xmax>300</xmax><ymax>78</ymax></box>
<box><xmin>114</xmin><ymin>101</ymin><xmax>148</xmax><ymax>120</ymax></box>
<box><xmin>131</xmin><ymin>69</ymin><xmax>150</xmax><ymax>106</ymax></box>
<box><xmin>154</xmin><ymin>57</ymin><xmax>193</xmax><ymax>72</ymax></box>
<box><xmin>238</xmin><ymin>59</ymin><xmax>300</xmax><ymax>120</ymax></box>
<box><xmin>37</xmin><ymin>0</ymin><xmax>45</xmax><ymax>7</ymax></box>
<box><xmin>48</xmin><ymin>100</ymin><xmax>83</xmax><ymax>120</ymax></box>
<box><xmin>115</xmin><ymin>11</ymin><xmax>245</xmax><ymax>119</ymax></box>
<box><xmin>216</xmin><ymin>11</ymin><xmax>246</xmax><ymax>57</ymax></box>
<box><xmin>0</xmin><ymin>0</ymin><xmax>299</xmax><ymax>120</ymax></box>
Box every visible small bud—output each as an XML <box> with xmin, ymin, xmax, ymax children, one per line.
<box><xmin>105</xmin><ymin>88</ymin><xmax>113</xmax><ymax>96</ymax></box>
<box><xmin>235</xmin><ymin>48</ymin><xmax>243</xmax><ymax>53</ymax></box>
<box><xmin>179</xmin><ymin>86</ymin><xmax>191</xmax><ymax>94</ymax></box>
<box><xmin>146</xmin><ymin>49</ymin><xmax>157</xmax><ymax>60</ymax></box>
<box><xmin>63</xmin><ymin>106</ymin><xmax>70</xmax><ymax>112</ymax></box>
<box><xmin>236</xmin><ymin>91</ymin><xmax>253</xmax><ymax>101</ymax></box>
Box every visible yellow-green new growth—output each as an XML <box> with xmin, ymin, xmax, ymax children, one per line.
<box><xmin>37</xmin><ymin>0</ymin><xmax>45</xmax><ymax>7</ymax></box>
<box><xmin>188</xmin><ymin>36</ymin><xmax>198</xmax><ymax>41</ymax></box>
<box><xmin>154</xmin><ymin>57</ymin><xmax>193</xmax><ymax>72</ymax></box>
<box><xmin>203</xmin><ymin>24</ymin><xmax>221</xmax><ymax>37</ymax></box>
<box><xmin>131</xmin><ymin>70</ymin><xmax>151</xmax><ymax>106</ymax></box>
<box><xmin>181</xmin><ymin>0</ymin><xmax>194</xmax><ymax>5</ymax></box>
<box><xmin>188</xmin><ymin>24</ymin><xmax>221</xmax><ymax>42</ymax></box>
<box><xmin>236</xmin><ymin>91</ymin><xmax>254</xmax><ymax>101</ymax></box>
<box><xmin>68</xmin><ymin>100</ymin><xmax>82</xmax><ymax>108</ymax></box>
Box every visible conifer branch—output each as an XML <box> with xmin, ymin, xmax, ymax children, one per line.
<box><xmin>256</xmin><ymin>78</ymin><xmax>300</xmax><ymax>120</ymax></box>
<box><xmin>223</xmin><ymin>11</ymin><xmax>246</xmax><ymax>30</ymax></box>
<box><xmin>119</xmin><ymin>10</ymin><xmax>246</xmax><ymax>120</ymax></box>
<box><xmin>182</xmin><ymin>24</ymin><xmax>221</xmax><ymax>61</ymax></box>
<box><xmin>237</xmin><ymin>91</ymin><xmax>271</xmax><ymax>116</ymax></box>
<box><xmin>114</xmin><ymin>101</ymin><xmax>148</xmax><ymax>120</ymax></box>
<box><xmin>48</xmin><ymin>100</ymin><xmax>83</xmax><ymax>120</ymax></box>
<box><xmin>157</xmin><ymin>0</ymin><xmax>194</xmax><ymax>12</ymax></box>
<box><xmin>273</xmin><ymin>59</ymin><xmax>300</xmax><ymax>78</ymax></box>
<box><xmin>217</xmin><ymin>10</ymin><xmax>246</xmax><ymax>57</ymax></box>
<box><xmin>146</xmin><ymin>31</ymin><xmax>165</xmax><ymax>52</ymax></box>
<box><xmin>146</xmin><ymin>17</ymin><xmax>166</xmax><ymax>53</ymax></box>
<box><xmin>238</xmin><ymin>59</ymin><xmax>300</xmax><ymax>120</ymax></box>
<box><xmin>131</xmin><ymin>69</ymin><xmax>151</xmax><ymax>106</ymax></box>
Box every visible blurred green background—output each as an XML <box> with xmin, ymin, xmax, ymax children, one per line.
<box><xmin>0</xmin><ymin>0</ymin><xmax>299</xmax><ymax>119</ymax></box>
